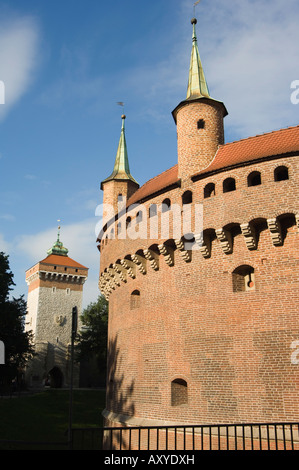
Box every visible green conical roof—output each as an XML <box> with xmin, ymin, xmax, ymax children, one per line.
<box><xmin>186</xmin><ymin>18</ymin><xmax>210</xmax><ymax>100</ymax></box>
<box><xmin>47</xmin><ymin>226</ymin><xmax>68</xmax><ymax>256</ymax></box>
<box><xmin>101</xmin><ymin>115</ymin><xmax>138</xmax><ymax>187</ymax></box>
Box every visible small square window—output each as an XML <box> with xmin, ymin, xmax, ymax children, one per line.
<box><xmin>197</xmin><ymin>119</ymin><xmax>205</xmax><ymax>129</ymax></box>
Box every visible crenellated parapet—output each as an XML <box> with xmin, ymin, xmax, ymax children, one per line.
<box><xmin>99</xmin><ymin>212</ymin><xmax>298</xmax><ymax>299</ymax></box>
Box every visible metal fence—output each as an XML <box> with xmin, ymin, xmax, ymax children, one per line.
<box><xmin>0</xmin><ymin>422</ymin><xmax>298</xmax><ymax>450</ymax></box>
<box><xmin>71</xmin><ymin>422</ymin><xmax>299</xmax><ymax>451</ymax></box>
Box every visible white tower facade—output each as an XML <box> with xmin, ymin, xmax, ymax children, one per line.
<box><xmin>25</xmin><ymin>230</ymin><xmax>88</xmax><ymax>388</ymax></box>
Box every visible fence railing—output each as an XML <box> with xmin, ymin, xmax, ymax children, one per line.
<box><xmin>0</xmin><ymin>422</ymin><xmax>298</xmax><ymax>450</ymax></box>
<box><xmin>71</xmin><ymin>422</ymin><xmax>299</xmax><ymax>451</ymax></box>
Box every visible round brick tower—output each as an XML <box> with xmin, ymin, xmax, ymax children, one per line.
<box><xmin>98</xmin><ymin>16</ymin><xmax>299</xmax><ymax>449</ymax></box>
<box><xmin>172</xmin><ymin>18</ymin><xmax>228</xmax><ymax>181</ymax></box>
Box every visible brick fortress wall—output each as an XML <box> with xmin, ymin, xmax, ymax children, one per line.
<box><xmin>99</xmin><ymin>154</ymin><xmax>299</xmax><ymax>426</ymax></box>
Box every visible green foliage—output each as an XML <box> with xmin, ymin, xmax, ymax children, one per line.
<box><xmin>0</xmin><ymin>252</ymin><xmax>35</xmax><ymax>385</ymax></box>
<box><xmin>75</xmin><ymin>295</ymin><xmax>108</xmax><ymax>374</ymax></box>
<box><xmin>0</xmin><ymin>252</ymin><xmax>15</xmax><ymax>303</ymax></box>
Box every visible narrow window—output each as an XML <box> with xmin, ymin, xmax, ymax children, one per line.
<box><xmin>136</xmin><ymin>211</ymin><xmax>143</xmax><ymax>223</ymax></box>
<box><xmin>232</xmin><ymin>265</ymin><xmax>255</xmax><ymax>292</ymax></box>
<box><xmin>171</xmin><ymin>379</ymin><xmax>188</xmax><ymax>406</ymax></box>
<box><xmin>161</xmin><ymin>198</ymin><xmax>171</xmax><ymax>212</ymax></box>
<box><xmin>64</xmin><ymin>267</ymin><xmax>67</xmax><ymax>271</ymax></box>
<box><xmin>52</xmin><ymin>287</ymin><xmax>56</xmax><ymax>293</ymax></box>
<box><xmin>182</xmin><ymin>191</ymin><xmax>192</xmax><ymax>205</ymax></box>
<box><xmin>149</xmin><ymin>204</ymin><xmax>157</xmax><ymax>217</ymax></box>
<box><xmin>204</xmin><ymin>182</ymin><xmax>215</xmax><ymax>198</ymax></box>
<box><xmin>130</xmin><ymin>290</ymin><xmax>140</xmax><ymax>309</ymax></box>
<box><xmin>117</xmin><ymin>222</ymin><xmax>122</xmax><ymax>235</ymax></box>
<box><xmin>197</xmin><ymin>119</ymin><xmax>205</xmax><ymax>129</ymax></box>
<box><xmin>66</xmin><ymin>288</ymin><xmax>70</xmax><ymax>295</ymax></box>
<box><xmin>274</xmin><ymin>166</ymin><xmax>289</xmax><ymax>182</ymax></box>
<box><xmin>247</xmin><ymin>171</ymin><xmax>261</xmax><ymax>187</ymax></box>
<box><xmin>126</xmin><ymin>217</ymin><xmax>131</xmax><ymax>229</ymax></box>
<box><xmin>223</xmin><ymin>177</ymin><xmax>236</xmax><ymax>193</ymax></box>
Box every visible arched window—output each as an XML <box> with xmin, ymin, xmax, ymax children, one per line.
<box><xmin>117</xmin><ymin>222</ymin><xmax>122</xmax><ymax>235</ymax></box>
<box><xmin>232</xmin><ymin>265</ymin><xmax>255</xmax><ymax>292</ymax></box>
<box><xmin>247</xmin><ymin>171</ymin><xmax>261</xmax><ymax>187</ymax></box>
<box><xmin>274</xmin><ymin>166</ymin><xmax>289</xmax><ymax>182</ymax></box>
<box><xmin>182</xmin><ymin>191</ymin><xmax>192</xmax><ymax>205</ymax></box>
<box><xmin>161</xmin><ymin>198</ymin><xmax>171</xmax><ymax>212</ymax></box>
<box><xmin>204</xmin><ymin>182</ymin><xmax>215</xmax><ymax>198</ymax></box>
<box><xmin>130</xmin><ymin>290</ymin><xmax>140</xmax><ymax>309</ymax></box>
<box><xmin>117</xmin><ymin>193</ymin><xmax>125</xmax><ymax>210</ymax></box>
<box><xmin>223</xmin><ymin>178</ymin><xmax>236</xmax><ymax>193</ymax></box>
<box><xmin>136</xmin><ymin>211</ymin><xmax>143</xmax><ymax>223</ymax></box>
<box><xmin>171</xmin><ymin>379</ymin><xmax>188</xmax><ymax>406</ymax></box>
<box><xmin>149</xmin><ymin>204</ymin><xmax>157</xmax><ymax>217</ymax></box>
<box><xmin>126</xmin><ymin>216</ymin><xmax>131</xmax><ymax>229</ymax></box>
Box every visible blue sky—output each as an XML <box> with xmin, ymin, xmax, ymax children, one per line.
<box><xmin>1</xmin><ymin>0</ymin><xmax>299</xmax><ymax>308</ymax></box>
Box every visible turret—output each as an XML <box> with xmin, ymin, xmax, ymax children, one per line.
<box><xmin>172</xmin><ymin>18</ymin><xmax>228</xmax><ymax>181</ymax></box>
<box><xmin>101</xmin><ymin>115</ymin><xmax>139</xmax><ymax>218</ymax></box>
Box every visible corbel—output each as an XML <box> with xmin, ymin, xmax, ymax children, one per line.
<box><xmin>131</xmin><ymin>254</ymin><xmax>147</xmax><ymax>275</ymax></box>
<box><xmin>267</xmin><ymin>218</ymin><xmax>282</xmax><ymax>246</ymax></box>
<box><xmin>158</xmin><ymin>243</ymin><xmax>174</xmax><ymax>266</ymax></box>
<box><xmin>143</xmin><ymin>248</ymin><xmax>159</xmax><ymax>271</ymax></box>
<box><xmin>240</xmin><ymin>222</ymin><xmax>257</xmax><ymax>250</ymax></box>
<box><xmin>194</xmin><ymin>233</ymin><xmax>211</xmax><ymax>258</ymax></box>
<box><xmin>174</xmin><ymin>238</ymin><xmax>191</xmax><ymax>262</ymax></box>
<box><xmin>215</xmin><ymin>228</ymin><xmax>233</xmax><ymax>254</ymax></box>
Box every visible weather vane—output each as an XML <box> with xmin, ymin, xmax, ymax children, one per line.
<box><xmin>193</xmin><ymin>0</ymin><xmax>201</xmax><ymax>16</ymax></box>
<box><xmin>117</xmin><ymin>101</ymin><xmax>126</xmax><ymax>118</ymax></box>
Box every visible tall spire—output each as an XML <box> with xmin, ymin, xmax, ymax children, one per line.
<box><xmin>186</xmin><ymin>18</ymin><xmax>210</xmax><ymax>100</ymax></box>
<box><xmin>47</xmin><ymin>222</ymin><xmax>68</xmax><ymax>256</ymax></box>
<box><xmin>101</xmin><ymin>115</ymin><xmax>138</xmax><ymax>186</ymax></box>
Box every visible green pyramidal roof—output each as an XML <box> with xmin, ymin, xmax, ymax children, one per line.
<box><xmin>47</xmin><ymin>226</ymin><xmax>68</xmax><ymax>256</ymax></box>
<box><xmin>101</xmin><ymin>115</ymin><xmax>138</xmax><ymax>187</ymax></box>
<box><xmin>186</xmin><ymin>18</ymin><xmax>210</xmax><ymax>100</ymax></box>
<box><xmin>172</xmin><ymin>18</ymin><xmax>228</xmax><ymax>122</ymax></box>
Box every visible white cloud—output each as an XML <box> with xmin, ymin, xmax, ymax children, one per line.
<box><xmin>0</xmin><ymin>14</ymin><xmax>40</xmax><ymax>120</ymax></box>
<box><xmin>123</xmin><ymin>0</ymin><xmax>299</xmax><ymax>139</ymax></box>
<box><xmin>24</xmin><ymin>174</ymin><xmax>37</xmax><ymax>180</ymax></box>
<box><xmin>14</xmin><ymin>217</ymin><xmax>101</xmax><ymax>308</ymax></box>
<box><xmin>0</xmin><ymin>232</ymin><xmax>12</xmax><ymax>253</ymax></box>
<box><xmin>0</xmin><ymin>214</ymin><xmax>15</xmax><ymax>222</ymax></box>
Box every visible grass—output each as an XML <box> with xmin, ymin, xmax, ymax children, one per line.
<box><xmin>0</xmin><ymin>389</ymin><xmax>106</xmax><ymax>449</ymax></box>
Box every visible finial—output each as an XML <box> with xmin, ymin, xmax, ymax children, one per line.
<box><xmin>186</xmin><ymin>7</ymin><xmax>210</xmax><ymax>100</ymax></box>
<box><xmin>47</xmin><ymin>220</ymin><xmax>68</xmax><ymax>257</ymax></box>
<box><xmin>57</xmin><ymin>219</ymin><xmax>61</xmax><ymax>240</ymax></box>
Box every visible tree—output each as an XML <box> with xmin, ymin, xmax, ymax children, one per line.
<box><xmin>0</xmin><ymin>252</ymin><xmax>35</xmax><ymax>390</ymax></box>
<box><xmin>75</xmin><ymin>295</ymin><xmax>108</xmax><ymax>385</ymax></box>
